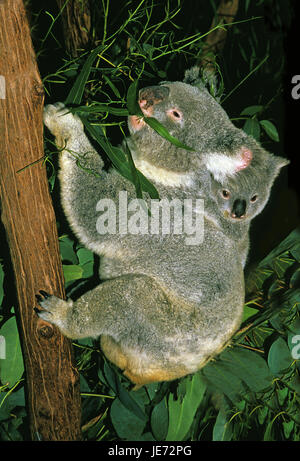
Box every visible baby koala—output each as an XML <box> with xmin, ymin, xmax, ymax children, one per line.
<box><xmin>206</xmin><ymin>151</ymin><xmax>288</xmax><ymax>267</ymax></box>
<box><xmin>37</xmin><ymin>76</ymin><xmax>288</xmax><ymax>387</ymax></box>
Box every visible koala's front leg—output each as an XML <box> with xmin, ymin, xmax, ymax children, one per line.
<box><xmin>35</xmin><ymin>291</ymin><xmax>82</xmax><ymax>339</ymax></box>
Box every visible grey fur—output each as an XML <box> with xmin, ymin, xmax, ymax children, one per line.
<box><xmin>39</xmin><ymin>78</ymin><xmax>288</xmax><ymax>384</ymax></box>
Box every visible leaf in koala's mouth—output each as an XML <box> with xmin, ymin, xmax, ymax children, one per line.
<box><xmin>143</xmin><ymin>117</ymin><xmax>195</xmax><ymax>152</ymax></box>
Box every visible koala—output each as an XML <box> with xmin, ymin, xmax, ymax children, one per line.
<box><xmin>127</xmin><ymin>80</ymin><xmax>288</xmax><ymax>266</ymax></box>
<box><xmin>37</xmin><ymin>77</ymin><xmax>288</xmax><ymax>387</ymax></box>
<box><xmin>206</xmin><ymin>151</ymin><xmax>289</xmax><ymax>266</ymax></box>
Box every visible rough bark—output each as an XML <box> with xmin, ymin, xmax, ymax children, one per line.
<box><xmin>0</xmin><ymin>0</ymin><xmax>82</xmax><ymax>441</ymax></box>
<box><xmin>200</xmin><ymin>0</ymin><xmax>239</xmax><ymax>74</ymax></box>
<box><xmin>56</xmin><ymin>0</ymin><xmax>92</xmax><ymax>57</ymax></box>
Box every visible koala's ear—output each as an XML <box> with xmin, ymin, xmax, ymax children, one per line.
<box><xmin>269</xmin><ymin>155</ymin><xmax>290</xmax><ymax>179</ymax></box>
<box><xmin>139</xmin><ymin>86</ymin><xmax>170</xmax><ymax>110</ymax></box>
<box><xmin>205</xmin><ymin>147</ymin><xmax>253</xmax><ymax>183</ymax></box>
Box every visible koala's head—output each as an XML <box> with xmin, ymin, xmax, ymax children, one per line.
<box><xmin>127</xmin><ymin>81</ymin><xmax>236</xmax><ymax>175</ymax></box>
<box><xmin>210</xmin><ymin>153</ymin><xmax>289</xmax><ymax>222</ymax></box>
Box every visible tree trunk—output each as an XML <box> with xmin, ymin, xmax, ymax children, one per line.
<box><xmin>56</xmin><ymin>0</ymin><xmax>92</xmax><ymax>57</ymax></box>
<box><xmin>200</xmin><ymin>0</ymin><xmax>239</xmax><ymax>74</ymax></box>
<box><xmin>0</xmin><ymin>0</ymin><xmax>82</xmax><ymax>441</ymax></box>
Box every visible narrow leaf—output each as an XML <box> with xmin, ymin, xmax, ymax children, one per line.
<box><xmin>260</xmin><ymin>120</ymin><xmax>279</xmax><ymax>142</ymax></box>
<box><xmin>65</xmin><ymin>45</ymin><xmax>103</xmax><ymax>105</ymax></box>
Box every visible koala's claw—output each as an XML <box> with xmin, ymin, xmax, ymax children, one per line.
<box><xmin>39</xmin><ymin>290</ymin><xmax>50</xmax><ymax>299</ymax></box>
<box><xmin>35</xmin><ymin>291</ymin><xmax>57</xmax><ymax>322</ymax></box>
<box><xmin>35</xmin><ymin>292</ymin><xmax>69</xmax><ymax>326</ymax></box>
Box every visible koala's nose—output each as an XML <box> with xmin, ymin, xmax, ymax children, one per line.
<box><xmin>231</xmin><ymin>199</ymin><xmax>246</xmax><ymax>219</ymax></box>
<box><xmin>138</xmin><ymin>85</ymin><xmax>170</xmax><ymax>115</ymax></box>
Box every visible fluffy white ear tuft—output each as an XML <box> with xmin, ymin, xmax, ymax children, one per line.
<box><xmin>204</xmin><ymin>147</ymin><xmax>253</xmax><ymax>182</ymax></box>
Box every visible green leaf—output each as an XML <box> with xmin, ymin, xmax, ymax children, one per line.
<box><xmin>202</xmin><ymin>361</ymin><xmax>243</xmax><ymax>403</ymax></box>
<box><xmin>65</xmin><ymin>45</ymin><xmax>104</xmax><ymax>105</ymax></box>
<box><xmin>103</xmin><ymin>362</ymin><xmax>146</xmax><ymax>421</ymax></box>
<box><xmin>277</xmin><ymin>387</ymin><xmax>288</xmax><ymax>406</ymax></box>
<box><xmin>144</xmin><ymin>117</ymin><xmax>195</xmax><ymax>151</ymax></box>
<box><xmin>283</xmin><ymin>420</ymin><xmax>294</xmax><ymax>439</ymax></box>
<box><xmin>263</xmin><ymin>419</ymin><xmax>275</xmax><ymax>441</ymax></box>
<box><xmin>212</xmin><ymin>409</ymin><xmax>233</xmax><ymax>441</ymax></box>
<box><xmin>0</xmin><ymin>317</ymin><xmax>24</xmax><ymax>387</ymax></box>
<box><xmin>62</xmin><ymin>264</ymin><xmax>83</xmax><ymax>283</ymax></box>
<box><xmin>151</xmin><ymin>397</ymin><xmax>169</xmax><ymax>441</ymax></box>
<box><xmin>74</xmin><ymin>104</ymin><xmax>129</xmax><ymax>116</ymax></box>
<box><xmin>0</xmin><ymin>264</ymin><xmax>4</xmax><ymax>306</ymax></box>
<box><xmin>243</xmin><ymin>118</ymin><xmax>261</xmax><ymax>140</ymax></box>
<box><xmin>258</xmin><ymin>228</ymin><xmax>300</xmax><ymax>267</ymax></box>
<box><xmin>242</xmin><ymin>305</ymin><xmax>259</xmax><ymax>322</ymax></box>
<box><xmin>110</xmin><ymin>397</ymin><xmax>146</xmax><ymax>440</ymax></box>
<box><xmin>166</xmin><ymin>373</ymin><xmax>206</xmax><ymax>441</ymax></box>
<box><xmin>290</xmin><ymin>244</ymin><xmax>300</xmax><ymax>263</ymax></box>
<box><xmin>0</xmin><ymin>387</ymin><xmax>25</xmax><ymax>421</ymax></box>
<box><xmin>217</xmin><ymin>348</ymin><xmax>273</xmax><ymax>393</ymax></box>
<box><xmin>240</xmin><ymin>105</ymin><xmax>263</xmax><ymax>116</ymax></box>
<box><xmin>59</xmin><ymin>236</ymin><xmax>78</xmax><ymax>265</ymax></box>
<box><xmin>257</xmin><ymin>405</ymin><xmax>268</xmax><ymax>425</ymax></box>
<box><xmin>260</xmin><ymin>120</ymin><xmax>279</xmax><ymax>142</ymax></box>
<box><xmin>268</xmin><ymin>337</ymin><xmax>293</xmax><ymax>375</ymax></box>
<box><xmin>127</xmin><ymin>80</ymin><xmax>143</xmax><ymax>116</ymax></box>
<box><xmin>80</xmin><ymin>116</ymin><xmax>159</xmax><ymax>199</ymax></box>
<box><xmin>77</xmin><ymin>248</ymin><xmax>94</xmax><ymax>278</ymax></box>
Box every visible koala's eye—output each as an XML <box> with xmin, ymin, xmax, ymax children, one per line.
<box><xmin>167</xmin><ymin>108</ymin><xmax>183</xmax><ymax>121</ymax></box>
<box><xmin>221</xmin><ymin>189</ymin><xmax>230</xmax><ymax>199</ymax></box>
<box><xmin>250</xmin><ymin>194</ymin><xmax>258</xmax><ymax>203</ymax></box>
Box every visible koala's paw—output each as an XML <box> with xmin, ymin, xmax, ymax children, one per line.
<box><xmin>35</xmin><ymin>290</ymin><xmax>70</xmax><ymax>329</ymax></box>
<box><xmin>43</xmin><ymin>102</ymin><xmax>84</xmax><ymax>141</ymax></box>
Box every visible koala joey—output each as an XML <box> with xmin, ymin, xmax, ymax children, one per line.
<box><xmin>38</xmin><ymin>76</ymin><xmax>288</xmax><ymax>387</ymax></box>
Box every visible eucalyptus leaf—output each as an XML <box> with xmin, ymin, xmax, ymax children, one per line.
<box><xmin>260</xmin><ymin>120</ymin><xmax>279</xmax><ymax>142</ymax></box>
<box><xmin>240</xmin><ymin>105</ymin><xmax>263</xmax><ymax>116</ymax></box>
<box><xmin>59</xmin><ymin>237</ymin><xmax>78</xmax><ymax>265</ymax></box>
<box><xmin>103</xmin><ymin>362</ymin><xmax>146</xmax><ymax>421</ymax></box>
<box><xmin>151</xmin><ymin>397</ymin><xmax>169</xmax><ymax>440</ymax></box>
<box><xmin>144</xmin><ymin>117</ymin><xmax>195</xmax><ymax>151</ymax></box>
<box><xmin>79</xmin><ymin>116</ymin><xmax>159</xmax><ymax>199</ymax></box>
<box><xmin>77</xmin><ymin>248</ymin><xmax>94</xmax><ymax>278</ymax></box>
<box><xmin>0</xmin><ymin>317</ymin><xmax>24</xmax><ymax>387</ymax></box>
<box><xmin>166</xmin><ymin>373</ymin><xmax>206</xmax><ymax>441</ymax></box>
<box><xmin>62</xmin><ymin>264</ymin><xmax>83</xmax><ymax>283</ymax></box>
<box><xmin>110</xmin><ymin>398</ymin><xmax>146</xmax><ymax>440</ymax></box>
<box><xmin>243</xmin><ymin>118</ymin><xmax>261</xmax><ymax>140</ymax></box>
<box><xmin>283</xmin><ymin>421</ymin><xmax>294</xmax><ymax>439</ymax></box>
<box><xmin>0</xmin><ymin>264</ymin><xmax>4</xmax><ymax>306</ymax></box>
<box><xmin>268</xmin><ymin>337</ymin><xmax>293</xmax><ymax>375</ymax></box>
<box><xmin>212</xmin><ymin>409</ymin><xmax>233</xmax><ymax>441</ymax></box>
<box><xmin>65</xmin><ymin>45</ymin><xmax>104</xmax><ymax>105</ymax></box>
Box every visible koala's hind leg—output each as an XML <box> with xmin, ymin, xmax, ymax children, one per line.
<box><xmin>35</xmin><ymin>274</ymin><xmax>187</xmax><ymax>385</ymax></box>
